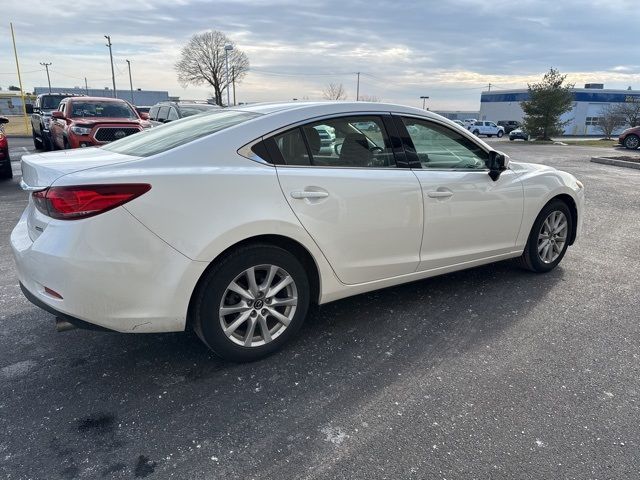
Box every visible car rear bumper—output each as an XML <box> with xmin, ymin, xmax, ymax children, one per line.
<box><xmin>10</xmin><ymin>205</ymin><xmax>208</xmax><ymax>333</ymax></box>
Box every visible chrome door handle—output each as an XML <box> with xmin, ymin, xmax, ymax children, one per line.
<box><xmin>427</xmin><ymin>190</ymin><xmax>454</xmax><ymax>198</ymax></box>
<box><xmin>290</xmin><ymin>191</ymin><xmax>329</xmax><ymax>199</ymax></box>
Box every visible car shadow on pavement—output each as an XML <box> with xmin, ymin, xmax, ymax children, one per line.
<box><xmin>2</xmin><ymin>260</ymin><xmax>565</xmax><ymax>479</ymax></box>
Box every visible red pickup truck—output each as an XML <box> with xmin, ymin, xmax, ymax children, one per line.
<box><xmin>50</xmin><ymin>96</ymin><xmax>150</xmax><ymax>149</ymax></box>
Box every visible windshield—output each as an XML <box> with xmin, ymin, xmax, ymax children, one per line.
<box><xmin>70</xmin><ymin>101</ymin><xmax>137</xmax><ymax>119</ymax></box>
<box><xmin>101</xmin><ymin>109</ymin><xmax>261</xmax><ymax>157</ymax></box>
<box><xmin>180</xmin><ymin>105</ymin><xmax>219</xmax><ymax>117</ymax></box>
<box><xmin>41</xmin><ymin>95</ymin><xmax>67</xmax><ymax>110</ymax></box>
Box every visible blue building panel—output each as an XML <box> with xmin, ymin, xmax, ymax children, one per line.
<box><xmin>482</xmin><ymin>90</ymin><xmax>640</xmax><ymax>103</ymax></box>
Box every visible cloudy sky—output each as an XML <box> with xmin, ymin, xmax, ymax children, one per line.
<box><xmin>2</xmin><ymin>0</ymin><xmax>640</xmax><ymax>110</ymax></box>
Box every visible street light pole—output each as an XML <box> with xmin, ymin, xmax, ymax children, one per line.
<box><xmin>104</xmin><ymin>35</ymin><xmax>117</xmax><ymax>98</ymax></box>
<box><xmin>356</xmin><ymin>72</ymin><xmax>360</xmax><ymax>101</ymax></box>
<box><xmin>224</xmin><ymin>44</ymin><xmax>233</xmax><ymax>107</ymax></box>
<box><xmin>40</xmin><ymin>62</ymin><xmax>52</xmax><ymax>93</ymax></box>
<box><xmin>126</xmin><ymin>59</ymin><xmax>134</xmax><ymax>104</ymax></box>
<box><xmin>420</xmin><ymin>95</ymin><xmax>429</xmax><ymax>110</ymax></box>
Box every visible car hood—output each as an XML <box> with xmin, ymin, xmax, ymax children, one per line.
<box><xmin>20</xmin><ymin>147</ymin><xmax>141</xmax><ymax>188</ymax></box>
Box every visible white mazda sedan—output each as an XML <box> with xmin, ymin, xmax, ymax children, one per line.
<box><xmin>12</xmin><ymin>102</ymin><xmax>584</xmax><ymax>361</ymax></box>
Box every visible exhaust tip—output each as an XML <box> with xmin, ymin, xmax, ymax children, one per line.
<box><xmin>55</xmin><ymin>317</ymin><xmax>76</xmax><ymax>332</ymax></box>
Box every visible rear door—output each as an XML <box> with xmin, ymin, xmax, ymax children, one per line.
<box><xmin>396</xmin><ymin>115</ymin><xmax>524</xmax><ymax>270</ymax></box>
<box><xmin>270</xmin><ymin>114</ymin><xmax>423</xmax><ymax>285</ymax></box>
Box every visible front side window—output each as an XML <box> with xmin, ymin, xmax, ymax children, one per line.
<box><xmin>156</xmin><ymin>106</ymin><xmax>170</xmax><ymax>122</ymax></box>
<box><xmin>401</xmin><ymin>117</ymin><xmax>488</xmax><ymax>170</ymax></box>
<box><xmin>101</xmin><ymin>110</ymin><xmax>261</xmax><ymax>157</ymax></box>
<box><xmin>149</xmin><ymin>106</ymin><xmax>159</xmax><ymax>120</ymax></box>
<box><xmin>272</xmin><ymin>115</ymin><xmax>395</xmax><ymax>168</ymax></box>
<box><xmin>167</xmin><ymin>107</ymin><xmax>179</xmax><ymax>121</ymax></box>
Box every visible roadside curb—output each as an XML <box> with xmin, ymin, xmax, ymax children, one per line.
<box><xmin>591</xmin><ymin>156</ymin><xmax>640</xmax><ymax>170</ymax></box>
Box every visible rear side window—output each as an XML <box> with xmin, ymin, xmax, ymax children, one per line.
<box><xmin>149</xmin><ymin>106</ymin><xmax>159</xmax><ymax>120</ymax></box>
<box><xmin>101</xmin><ymin>110</ymin><xmax>261</xmax><ymax>157</ymax></box>
<box><xmin>157</xmin><ymin>106</ymin><xmax>169</xmax><ymax>122</ymax></box>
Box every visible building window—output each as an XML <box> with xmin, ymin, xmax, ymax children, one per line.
<box><xmin>585</xmin><ymin>116</ymin><xmax>600</xmax><ymax>126</ymax></box>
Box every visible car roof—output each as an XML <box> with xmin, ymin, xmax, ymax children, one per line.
<box><xmin>226</xmin><ymin>101</ymin><xmax>446</xmax><ymax>119</ymax></box>
<box><xmin>66</xmin><ymin>96</ymin><xmax>129</xmax><ymax>103</ymax></box>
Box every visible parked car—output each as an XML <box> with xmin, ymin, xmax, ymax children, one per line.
<box><xmin>0</xmin><ymin>116</ymin><xmax>11</xmax><ymax>179</ymax></box>
<box><xmin>463</xmin><ymin>118</ymin><xmax>478</xmax><ymax>126</ymax></box>
<box><xmin>148</xmin><ymin>101</ymin><xmax>221</xmax><ymax>126</ymax></box>
<box><xmin>468</xmin><ymin>121</ymin><xmax>505</xmax><ymax>138</ymax></box>
<box><xmin>135</xmin><ymin>106</ymin><xmax>151</xmax><ymax>116</ymax></box>
<box><xmin>509</xmin><ymin>127</ymin><xmax>530</xmax><ymax>141</ymax></box>
<box><xmin>27</xmin><ymin>93</ymin><xmax>84</xmax><ymax>151</ymax></box>
<box><xmin>13</xmin><ymin>102</ymin><xmax>584</xmax><ymax>362</ymax></box>
<box><xmin>498</xmin><ymin>120</ymin><xmax>521</xmax><ymax>134</ymax></box>
<box><xmin>49</xmin><ymin>97</ymin><xmax>150</xmax><ymax>149</ymax></box>
<box><xmin>618</xmin><ymin>126</ymin><xmax>640</xmax><ymax>149</ymax></box>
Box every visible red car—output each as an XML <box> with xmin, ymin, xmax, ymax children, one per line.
<box><xmin>50</xmin><ymin>97</ymin><xmax>150</xmax><ymax>149</ymax></box>
<box><xmin>618</xmin><ymin>126</ymin><xmax>640</xmax><ymax>150</ymax></box>
<box><xmin>0</xmin><ymin>116</ymin><xmax>11</xmax><ymax>179</ymax></box>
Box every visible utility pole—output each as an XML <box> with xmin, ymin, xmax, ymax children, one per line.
<box><xmin>104</xmin><ymin>35</ymin><xmax>116</xmax><ymax>98</ymax></box>
<box><xmin>10</xmin><ymin>23</ymin><xmax>29</xmax><ymax>134</ymax></box>
<box><xmin>40</xmin><ymin>62</ymin><xmax>52</xmax><ymax>93</ymax></box>
<box><xmin>487</xmin><ymin>83</ymin><xmax>492</xmax><ymax>92</ymax></box>
<box><xmin>356</xmin><ymin>72</ymin><xmax>360</xmax><ymax>101</ymax></box>
<box><xmin>84</xmin><ymin>77</ymin><xmax>89</xmax><ymax>95</ymax></box>
<box><xmin>232</xmin><ymin>66</ymin><xmax>236</xmax><ymax>106</ymax></box>
<box><xmin>126</xmin><ymin>59</ymin><xmax>134</xmax><ymax>104</ymax></box>
<box><xmin>420</xmin><ymin>95</ymin><xmax>429</xmax><ymax>110</ymax></box>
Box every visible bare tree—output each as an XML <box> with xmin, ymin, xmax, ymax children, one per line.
<box><xmin>358</xmin><ymin>94</ymin><xmax>380</xmax><ymax>102</ymax></box>
<box><xmin>614</xmin><ymin>99</ymin><xmax>640</xmax><ymax>128</ymax></box>
<box><xmin>322</xmin><ymin>83</ymin><xmax>347</xmax><ymax>100</ymax></box>
<box><xmin>596</xmin><ymin>104</ymin><xmax>625</xmax><ymax>139</ymax></box>
<box><xmin>175</xmin><ymin>31</ymin><xmax>249</xmax><ymax>106</ymax></box>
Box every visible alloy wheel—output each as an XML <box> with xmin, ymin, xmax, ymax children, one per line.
<box><xmin>624</xmin><ymin>135</ymin><xmax>639</xmax><ymax>149</ymax></box>
<box><xmin>219</xmin><ymin>264</ymin><xmax>298</xmax><ymax>347</ymax></box>
<box><xmin>537</xmin><ymin>210</ymin><xmax>568</xmax><ymax>264</ymax></box>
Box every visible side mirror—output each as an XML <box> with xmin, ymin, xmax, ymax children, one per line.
<box><xmin>487</xmin><ymin>151</ymin><xmax>509</xmax><ymax>181</ymax></box>
<box><xmin>51</xmin><ymin>111</ymin><xmax>65</xmax><ymax>119</ymax></box>
<box><xmin>25</xmin><ymin>104</ymin><xmax>34</xmax><ymax>114</ymax></box>
<box><xmin>0</xmin><ymin>116</ymin><xmax>9</xmax><ymax>124</ymax></box>
<box><xmin>139</xmin><ymin>112</ymin><xmax>149</xmax><ymax>120</ymax></box>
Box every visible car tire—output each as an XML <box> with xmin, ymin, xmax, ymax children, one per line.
<box><xmin>509</xmin><ymin>137</ymin><xmax>514</xmax><ymax>141</ymax></box>
<box><xmin>42</xmin><ymin>132</ymin><xmax>52</xmax><ymax>151</ymax></box>
<box><xmin>487</xmin><ymin>134</ymin><xmax>493</xmax><ymax>138</ymax></box>
<box><xmin>623</xmin><ymin>134</ymin><xmax>639</xmax><ymax>150</ymax></box>
<box><xmin>515</xmin><ymin>199</ymin><xmax>573</xmax><ymax>273</ymax></box>
<box><xmin>192</xmin><ymin>243</ymin><xmax>311</xmax><ymax>362</ymax></box>
<box><xmin>497</xmin><ymin>130</ymin><xmax>504</xmax><ymax>138</ymax></box>
<box><xmin>473</xmin><ymin>130</ymin><xmax>480</xmax><ymax>136</ymax></box>
<box><xmin>32</xmin><ymin>131</ymin><xmax>43</xmax><ymax>150</ymax></box>
<box><xmin>63</xmin><ymin>137</ymin><xmax>70</xmax><ymax>150</ymax></box>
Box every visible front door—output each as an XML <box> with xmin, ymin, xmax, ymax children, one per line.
<box><xmin>397</xmin><ymin>115</ymin><xmax>524</xmax><ymax>271</ymax></box>
<box><xmin>270</xmin><ymin>114</ymin><xmax>424</xmax><ymax>285</ymax></box>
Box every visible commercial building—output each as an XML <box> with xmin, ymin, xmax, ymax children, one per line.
<box><xmin>33</xmin><ymin>87</ymin><xmax>170</xmax><ymax>106</ymax></box>
<box><xmin>433</xmin><ymin>110</ymin><xmax>480</xmax><ymax>122</ymax></box>
<box><xmin>479</xmin><ymin>84</ymin><xmax>640</xmax><ymax>135</ymax></box>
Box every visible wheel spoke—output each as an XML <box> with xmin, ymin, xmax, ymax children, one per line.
<box><xmin>228</xmin><ymin>281</ymin><xmax>254</xmax><ymax>300</ymax></box>
<box><xmin>223</xmin><ymin>310</ymin><xmax>251</xmax><ymax>336</ymax></box>
<box><xmin>244</xmin><ymin>316</ymin><xmax>257</xmax><ymax>346</ymax></box>
<box><xmin>258</xmin><ymin>315</ymin><xmax>272</xmax><ymax>343</ymax></box>
<box><xmin>246</xmin><ymin>267</ymin><xmax>259</xmax><ymax>297</ymax></box>
<box><xmin>266</xmin><ymin>307</ymin><xmax>291</xmax><ymax>327</ymax></box>
<box><xmin>220</xmin><ymin>303</ymin><xmax>251</xmax><ymax>316</ymax></box>
<box><xmin>542</xmin><ymin>243</ymin><xmax>551</xmax><ymax>262</ymax></box>
<box><xmin>262</xmin><ymin>265</ymin><xmax>278</xmax><ymax>290</ymax></box>
<box><xmin>538</xmin><ymin>239</ymin><xmax>550</xmax><ymax>252</ymax></box>
<box><xmin>267</xmin><ymin>275</ymin><xmax>293</xmax><ymax>298</ymax></box>
<box><xmin>270</xmin><ymin>297</ymin><xmax>297</xmax><ymax>307</ymax></box>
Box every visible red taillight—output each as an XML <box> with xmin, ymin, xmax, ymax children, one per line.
<box><xmin>32</xmin><ymin>184</ymin><xmax>151</xmax><ymax>220</ymax></box>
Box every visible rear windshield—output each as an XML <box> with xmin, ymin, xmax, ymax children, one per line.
<box><xmin>101</xmin><ymin>110</ymin><xmax>261</xmax><ymax>157</ymax></box>
<box><xmin>180</xmin><ymin>105</ymin><xmax>219</xmax><ymax>117</ymax></box>
<box><xmin>41</xmin><ymin>95</ymin><xmax>67</xmax><ymax>110</ymax></box>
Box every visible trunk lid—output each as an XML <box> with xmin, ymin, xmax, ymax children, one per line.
<box><xmin>20</xmin><ymin>147</ymin><xmax>141</xmax><ymax>189</ymax></box>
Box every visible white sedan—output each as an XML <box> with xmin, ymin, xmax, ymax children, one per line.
<box><xmin>12</xmin><ymin>102</ymin><xmax>584</xmax><ymax>362</ymax></box>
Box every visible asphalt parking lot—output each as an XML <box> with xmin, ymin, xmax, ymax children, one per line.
<box><xmin>1</xmin><ymin>138</ymin><xmax>640</xmax><ymax>479</ymax></box>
